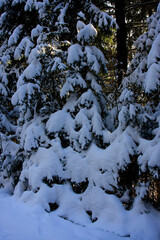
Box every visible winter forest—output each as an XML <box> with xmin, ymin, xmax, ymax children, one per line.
<box><xmin>0</xmin><ymin>1</ymin><xmax>160</xmax><ymax>240</ymax></box>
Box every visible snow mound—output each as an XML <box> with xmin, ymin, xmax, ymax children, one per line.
<box><xmin>0</xmin><ymin>190</ymin><xmax>160</xmax><ymax>240</ymax></box>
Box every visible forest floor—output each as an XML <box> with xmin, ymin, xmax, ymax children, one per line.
<box><xmin>0</xmin><ymin>189</ymin><xmax>159</xmax><ymax>240</ymax></box>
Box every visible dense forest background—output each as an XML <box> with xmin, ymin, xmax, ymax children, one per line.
<box><xmin>0</xmin><ymin>0</ymin><xmax>160</xmax><ymax>225</ymax></box>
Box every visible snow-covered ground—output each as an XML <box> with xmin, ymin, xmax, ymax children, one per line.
<box><xmin>0</xmin><ymin>189</ymin><xmax>160</xmax><ymax>240</ymax></box>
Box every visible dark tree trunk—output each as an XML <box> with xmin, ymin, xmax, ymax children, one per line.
<box><xmin>115</xmin><ymin>0</ymin><xmax>128</xmax><ymax>86</ymax></box>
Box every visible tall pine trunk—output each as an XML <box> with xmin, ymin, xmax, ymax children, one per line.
<box><xmin>115</xmin><ymin>0</ymin><xmax>127</xmax><ymax>86</ymax></box>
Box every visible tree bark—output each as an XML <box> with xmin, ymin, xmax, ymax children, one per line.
<box><xmin>115</xmin><ymin>0</ymin><xmax>128</xmax><ymax>86</ymax></box>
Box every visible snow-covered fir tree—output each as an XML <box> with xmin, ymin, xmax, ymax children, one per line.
<box><xmin>112</xmin><ymin>3</ymin><xmax>160</xmax><ymax>211</ymax></box>
<box><xmin>0</xmin><ymin>0</ymin><xmax>117</xmax><ymax>192</ymax></box>
<box><xmin>136</xmin><ymin>4</ymin><xmax>160</xmax><ymax>210</ymax></box>
<box><xmin>0</xmin><ymin>0</ymin><xmax>66</xmax><ymax>190</ymax></box>
<box><xmin>15</xmin><ymin>19</ymin><xmax>129</xmax><ymax>224</ymax></box>
<box><xmin>0</xmin><ymin>0</ymin><xmax>29</xmax><ymax>189</ymax></box>
<box><xmin>1</xmin><ymin>1</ymin><xmax>129</xmax><ymax>224</ymax></box>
